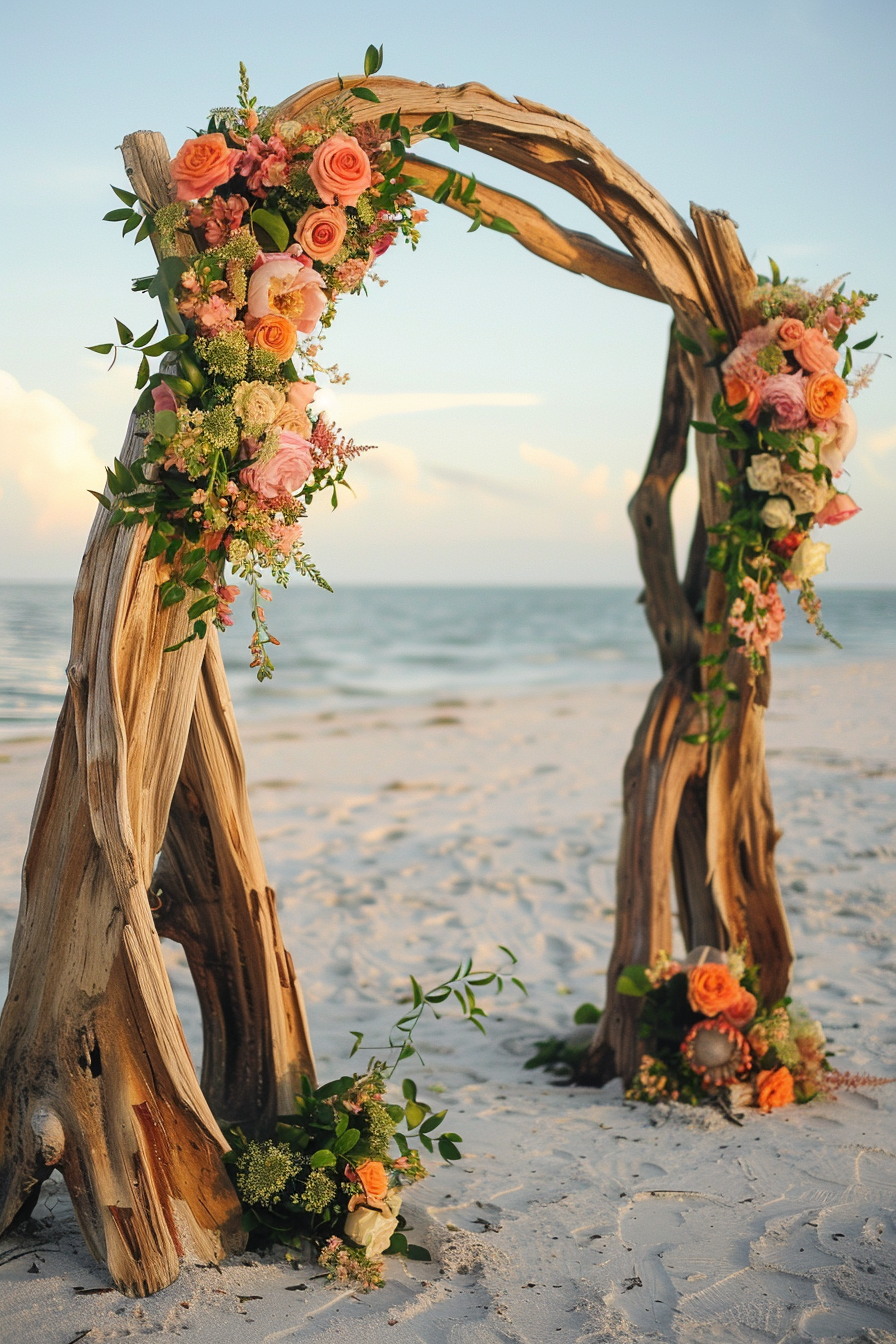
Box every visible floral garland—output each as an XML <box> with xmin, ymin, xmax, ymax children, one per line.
<box><xmin>619</xmin><ymin>948</ymin><xmax>891</xmax><ymax>1117</ymax></box>
<box><xmin>689</xmin><ymin>267</ymin><xmax>878</xmax><ymax>741</ymax></box>
<box><xmin>225</xmin><ymin>950</ymin><xmax>524</xmax><ymax>1289</ymax></box>
<box><xmin>90</xmin><ymin>58</ymin><xmax>436</xmax><ymax>679</ymax></box>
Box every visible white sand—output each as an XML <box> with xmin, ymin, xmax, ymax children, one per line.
<box><xmin>1</xmin><ymin>659</ymin><xmax>895</xmax><ymax>1343</ymax></box>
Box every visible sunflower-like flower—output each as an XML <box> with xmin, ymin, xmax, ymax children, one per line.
<box><xmin>681</xmin><ymin>1016</ymin><xmax>751</xmax><ymax>1089</ymax></box>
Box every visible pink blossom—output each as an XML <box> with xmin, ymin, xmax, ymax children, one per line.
<box><xmin>728</xmin><ymin>577</ymin><xmax>785</xmax><ymax>660</ymax></box>
<box><xmin>370</xmin><ymin>231</ymin><xmax>396</xmax><ymax>259</ymax></box>
<box><xmin>272</xmin><ymin>521</ymin><xmax>303</xmax><ymax>555</ymax></box>
<box><xmin>240</xmin><ymin>431</ymin><xmax>314</xmax><ymax>500</ymax></box>
<box><xmin>189</xmin><ymin>193</ymin><xmax>249</xmax><ymax>245</ymax></box>
<box><xmin>152</xmin><ymin>383</ymin><xmax>178</xmax><ymax>414</ymax></box>
<box><xmin>793</xmin><ymin>326</ymin><xmax>839</xmax><ymax>375</ymax></box>
<box><xmin>247</xmin><ymin>255</ymin><xmax>327</xmax><ymax>334</ymax></box>
<box><xmin>761</xmin><ymin>371</ymin><xmax>808</xmax><ymax>430</ymax></box>
<box><xmin>194</xmin><ymin>294</ymin><xmax>238</xmax><ymax>334</ymax></box>
<box><xmin>215</xmin><ymin>583</ymin><xmax>240</xmax><ymax>626</ymax></box>
<box><xmin>814</xmin><ymin>492</ymin><xmax>860</xmax><ymax>526</ymax></box>
<box><xmin>238</xmin><ymin>133</ymin><xmax>290</xmax><ymax>198</ymax></box>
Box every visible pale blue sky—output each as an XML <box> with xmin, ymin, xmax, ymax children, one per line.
<box><xmin>1</xmin><ymin>0</ymin><xmax>894</xmax><ymax>584</ymax></box>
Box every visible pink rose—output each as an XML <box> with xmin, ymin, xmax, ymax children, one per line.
<box><xmin>370</xmin><ymin>231</ymin><xmax>397</xmax><ymax>259</ymax></box>
<box><xmin>777</xmin><ymin>318</ymin><xmax>805</xmax><ymax>350</ymax></box>
<box><xmin>170</xmin><ymin>134</ymin><xmax>242</xmax><ymax>202</ymax></box>
<box><xmin>152</xmin><ymin>383</ymin><xmax>178</xmax><ymax>414</ymax></box>
<box><xmin>815</xmin><ymin>491</ymin><xmax>860</xmax><ymax>526</ymax></box>
<box><xmin>761</xmin><ymin>372</ymin><xmax>808</xmax><ymax>430</ymax></box>
<box><xmin>821</xmin><ymin>306</ymin><xmax>843</xmax><ymax>337</ymax></box>
<box><xmin>819</xmin><ymin>402</ymin><xmax>858</xmax><ymax>477</ymax></box>
<box><xmin>247</xmin><ymin>255</ymin><xmax>327</xmax><ymax>334</ymax></box>
<box><xmin>793</xmin><ymin>326</ymin><xmax>839</xmax><ymax>374</ymax></box>
<box><xmin>308</xmin><ymin>133</ymin><xmax>373</xmax><ymax>207</ymax></box>
<box><xmin>294</xmin><ymin>205</ymin><xmax>348</xmax><ymax>262</ymax></box>
<box><xmin>240</xmin><ymin>431</ymin><xmax>314</xmax><ymax>500</ymax></box>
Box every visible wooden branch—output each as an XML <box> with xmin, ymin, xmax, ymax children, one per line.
<box><xmin>403</xmin><ymin>154</ymin><xmax>662</xmax><ymax>302</ymax></box>
<box><xmin>628</xmin><ymin>325</ymin><xmax>701</xmax><ymax>673</ymax></box>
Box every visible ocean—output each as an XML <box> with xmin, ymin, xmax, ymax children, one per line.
<box><xmin>0</xmin><ymin>583</ymin><xmax>894</xmax><ymax>740</ymax></box>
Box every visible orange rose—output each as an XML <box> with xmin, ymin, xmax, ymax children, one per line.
<box><xmin>723</xmin><ymin>986</ymin><xmax>758</xmax><ymax>1030</ymax></box>
<box><xmin>777</xmin><ymin>317</ymin><xmax>806</xmax><ymax>350</ymax></box>
<box><xmin>756</xmin><ymin>1066</ymin><xmax>795</xmax><ymax>1112</ymax></box>
<box><xmin>805</xmin><ymin>371</ymin><xmax>848</xmax><ymax>422</ymax></box>
<box><xmin>170</xmin><ymin>134</ymin><xmax>241</xmax><ymax>203</ymax></box>
<box><xmin>724</xmin><ymin>374</ymin><xmax>761</xmax><ymax>423</ymax></box>
<box><xmin>308</xmin><ymin>133</ymin><xmax>373</xmax><ymax>207</ymax></box>
<box><xmin>295</xmin><ymin>205</ymin><xmax>348</xmax><ymax>262</ymax></box>
<box><xmin>355</xmin><ymin>1159</ymin><xmax>389</xmax><ymax>1205</ymax></box>
<box><xmin>249</xmin><ymin>312</ymin><xmax>297</xmax><ymax>362</ymax></box>
<box><xmin>687</xmin><ymin>963</ymin><xmax>742</xmax><ymax>1016</ymax></box>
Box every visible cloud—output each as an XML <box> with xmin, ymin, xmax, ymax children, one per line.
<box><xmin>870</xmin><ymin>424</ymin><xmax>896</xmax><ymax>454</ymax></box>
<box><xmin>519</xmin><ymin>441</ymin><xmax>580</xmax><ymax>483</ymax></box>
<box><xmin>313</xmin><ymin>389</ymin><xmax>541</xmax><ymax>427</ymax></box>
<box><xmin>0</xmin><ymin>371</ymin><xmax>105</xmax><ymax>537</ymax></box>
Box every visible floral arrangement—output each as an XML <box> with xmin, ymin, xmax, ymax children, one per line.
<box><xmin>689</xmin><ymin>266</ymin><xmax>878</xmax><ymax>742</ymax></box>
<box><xmin>225</xmin><ymin>949</ymin><xmax>525</xmax><ymax>1289</ymax></box>
<box><xmin>618</xmin><ymin>947</ymin><xmax>891</xmax><ymax>1117</ymax></box>
<box><xmin>90</xmin><ymin>56</ymin><xmax>432</xmax><ymax>678</ymax></box>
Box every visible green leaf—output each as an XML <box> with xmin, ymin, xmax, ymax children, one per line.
<box><xmin>144</xmin><ymin>531</ymin><xmax>168</xmax><ymax>561</ymax></box>
<box><xmin>384</xmin><ymin>1104</ymin><xmax>405</xmax><ymax>1123</ymax></box>
<box><xmin>410</xmin><ymin>975</ymin><xmax>423</xmax><ymax>1008</ymax></box>
<box><xmin>853</xmin><ymin>332</ymin><xmax>877</xmax><ymax>351</ymax></box>
<box><xmin>405</xmin><ymin>1101</ymin><xmax>426</xmax><ymax>1128</ymax></box>
<box><xmin>350</xmin><ymin>86</ymin><xmax>380</xmax><ymax>103</ymax></box>
<box><xmin>401</xmin><ymin>1078</ymin><xmax>418</xmax><ymax>1102</ymax></box>
<box><xmin>769</xmin><ymin>257</ymin><xmax>782</xmax><ymax>286</ymax></box>
<box><xmin>161</xmin><ymin>375</ymin><xmax>194</xmax><ymax>398</ymax></box>
<box><xmin>418</xmin><ymin>1110</ymin><xmax>447</xmax><ymax>1135</ymax></box>
<box><xmin>160</xmin><ymin>583</ymin><xmax>186</xmax><ymax>608</ymax></box>
<box><xmin>135</xmin><ymin>354</ymin><xmax>150</xmax><ymax>389</ymax></box>
<box><xmin>87</xmin><ymin>343</ymin><xmax>114</xmax><ymax>355</ymax></box>
<box><xmin>89</xmin><ymin>490</ymin><xmax>111</xmax><ymax>509</ymax></box>
<box><xmin>143</xmin><ymin>333</ymin><xmax>189</xmax><ymax>357</ymax></box>
<box><xmin>573</xmin><ymin>1002</ymin><xmax>601</xmax><ymax>1025</ymax></box>
<box><xmin>153</xmin><ymin>409</ymin><xmax>178</xmax><ymax>439</ymax></box>
<box><xmin>691</xmin><ymin>420</ymin><xmax>719</xmax><ymax>435</ymax></box>
<box><xmin>188</xmin><ymin>594</ymin><xmax>218</xmax><ymax>620</ymax></box>
<box><xmin>405</xmin><ymin>1244</ymin><xmax>432</xmax><ymax>1261</ymax></box>
<box><xmin>309</xmin><ymin>1149</ymin><xmax>337</xmax><ymax>1168</ymax></box>
<box><xmin>674</xmin><ymin>329</ymin><xmax>703</xmax><ymax>355</ymax></box>
<box><xmin>332</xmin><ymin>1127</ymin><xmax>361</xmax><ymax>1156</ymax></box>
<box><xmin>111</xmin><ymin>184</ymin><xmax>139</xmax><ymax>206</ymax></box>
<box><xmin>385</xmin><ymin>1232</ymin><xmax>408</xmax><ymax>1256</ymax></box>
<box><xmin>497</xmin><ymin>946</ymin><xmax>517</xmax><ymax>964</ymax></box>
<box><xmin>132</xmin><ymin>322</ymin><xmax>160</xmax><ymax>349</ymax></box>
<box><xmin>134</xmin><ymin>214</ymin><xmax>155</xmax><ymax>244</ymax></box>
<box><xmin>115</xmin><ymin>320</ymin><xmax>134</xmax><ymax>345</ymax></box>
<box><xmin>251</xmin><ymin>207</ymin><xmax>290</xmax><ymax>253</ymax></box>
<box><xmin>438</xmin><ymin>1138</ymin><xmax>462</xmax><ymax>1162</ymax></box>
<box><xmin>468</xmin><ymin>209</ymin><xmax>483</xmax><ymax>233</ymax></box>
<box><xmin>488</xmin><ymin>216</ymin><xmax>519</xmax><ymax>235</ymax></box>
<box><xmin>616</xmin><ymin>964</ymin><xmax>651</xmax><ymax>997</ymax></box>
<box><xmin>104</xmin><ymin>208</ymin><xmax>133</xmax><ymax>222</ymax></box>
<box><xmin>363</xmin><ymin>42</ymin><xmax>384</xmax><ymax>76</ymax></box>
<box><xmin>122</xmin><ymin>213</ymin><xmax>141</xmax><ymax>236</ymax></box>
<box><xmin>842</xmin><ymin>348</ymin><xmax>853</xmax><ymax>378</ymax></box>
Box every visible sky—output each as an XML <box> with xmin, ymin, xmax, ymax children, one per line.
<box><xmin>1</xmin><ymin>0</ymin><xmax>894</xmax><ymax>586</ymax></box>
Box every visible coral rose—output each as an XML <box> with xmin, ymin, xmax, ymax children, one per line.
<box><xmin>793</xmin><ymin>326</ymin><xmax>839</xmax><ymax>374</ymax></box>
<box><xmin>239</xmin><ymin>431</ymin><xmax>313</xmax><ymax>500</ymax></box>
<box><xmin>294</xmin><ymin>205</ymin><xmax>348</xmax><ymax>262</ymax></box>
<box><xmin>724</xmin><ymin>374</ymin><xmax>761</xmax><ymax>424</ymax></box>
<box><xmin>170</xmin><ymin>134</ymin><xmax>241</xmax><ymax>202</ymax></box>
<box><xmin>777</xmin><ymin>317</ymin><xmax>806</xmax><ymax>350</ymax></box>
<box><xmin>723</xmin><ymin>986</ymin><xmax>758</xmax><ymax>1030</ymax></box>
<box><xmin>815</xmin><ymin>491</ymin><xmax>860</xmax><ymax>527</ymax></box>
<box><xmin>687</xmin><ymin>963</ymin><xmax>742</xmax><ymax>1016</ymax></box>
<box><xmin>805</xmin><ymin>371</ymin><xmax>848</xmax><ymax>422</ymax></box>
<box><xmin>249</xmin><ymin>313</ymin><xmax>297</xmax><ymax>361</ymax></box>
<box><xmin>756</xmin><ymin>1066</ymin><xmax>795</xmax><ymax>1112</ymax></box>
<box><xmin>308</xmin><ymin>133</ymin><xmax>372</xmax><ymax>207</ymax></box>
<box><xmin>248</xmin><ymin>255</ymin><xmax>327</xmax><ymax>334</ymax></box>
<box><xmin>354</xmin><ymin>1159</ymin><xmax>389</xmax><ymax>1205</ymax></box>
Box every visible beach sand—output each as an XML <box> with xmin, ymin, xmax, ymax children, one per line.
<box><xmin>1</xmin><ymin>659</ymin><xmax>895</xmax><ymax>1342</ymax></box>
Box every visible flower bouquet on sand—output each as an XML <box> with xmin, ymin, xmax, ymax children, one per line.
<box><xmin>225</xmin><ymin>950</ymin><xmax>524</xmax><ymax>1289</ymax></box>
<box><xmin>621</xmin><ymin>947</ymin><xmax>891</xmax><ymax>1117</ymax></box>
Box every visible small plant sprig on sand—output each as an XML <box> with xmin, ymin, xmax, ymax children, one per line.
<box><xmin>225</xmin><ymin>946</ymin><xmax>524</xmax><ymax>1288</ymax></box>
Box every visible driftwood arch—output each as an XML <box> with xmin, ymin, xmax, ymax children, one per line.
<box><xmin>0</xmin><ymin>75</ymin><xmax>791</xmax><ymax>1295</ymax></box>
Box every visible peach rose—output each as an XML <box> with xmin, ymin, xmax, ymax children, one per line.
<box><xmin>249</xmin><ymin>313</ymin><xmax>297</xmax><ymax>361</ymax></box>
<box><xmin>239</xmin><ymin>431</ymin><xmax>313</xmax><ymax>500</ymax></box>
<box><xmin>793</xmin><ymin>326</ymin><xmax>839</xmax><ymax>374</ymax></box>
<box><xmin>687</xmin><ymin>963</ymin><xmax>742</xmax><ymax>1016</ymax></box>
<box><xmin>805</xmin><ymin>371</ymin><xmax>848</xmax><ymax>422</ymax></box>
<box><xmin>275</xmin><ymin>404</ymin><xmax>311</xmax><ymax>437</ymax></box>
<box><xmin>820</xmin><ymin>402</ymin><xmax>857</xmax><ymax>477</ymax></box>
<box><xmin>756</xmin><ymin>1066</ymin><xmax>795</xmax><ymax>1112</ymax></box>
<box><xmin>170</xmin><ymin>134</ymin><xmax>241</xmax><ymax>202</ymax></box>
<box><xmin>723</xmin><ymin>986</ymin><xmax>758</xmax><ymax>1030</ymax></box>
<box><xmin>724</xmin><ymin>374</ymin><xmax>761</xmax><ymax>424</ymax></box>
<box><xmin>354</xmin><ymin>1159</ymin><xmax>389</xmax><ymax>1205</ymax></box>
<box><xmin>287</xmin><ymin>380</ymin><xmax>318</xmax><ymax>411</ymax></box>
<box><xmin>777</xmin><ymin>317</ymin><xmax>806</xmax><ymax>350</ymax></box>
<box><xmin>815</xmin><ymin>491</ymin><xmax>860</xmax><ymax>527</ymax></box>
<box><xmin>248</xmin><ymin>255</ymin><xmax>327</xmax><ymax>334</ymax></box>
<box><xmin>294</xmin><ymin>205</ymin><xmax>348</xmax><ymax>262</ymax></box>
<box><xmin>308</xmin><ymin>133</ymin><xmax>373</xmax><ymax>207</ymax></box>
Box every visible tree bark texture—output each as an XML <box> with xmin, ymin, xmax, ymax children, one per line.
<box><xmin>0</xmin><ymin>132</ymin><xmax>314</xmax><ymax>1296</ymax></box>
<box><xmin>272</xmin><ymin>77</ymin><xmax>793</xmax><ymax>1080</ymax></box>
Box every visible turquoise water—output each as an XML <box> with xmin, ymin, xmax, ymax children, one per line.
<box><xmin>0</xmin><ymin>583</ymin><xmax>894</xmax><ymax>738</ymax></box>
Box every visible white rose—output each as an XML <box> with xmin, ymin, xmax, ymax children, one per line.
<box><xmin>745</xmin><ymin>453</ymin><xmax>782</xmax><ymax>493</ymax></box>
<box><xmin>232</xmin><ymin>380</ymin><xmax>286</xmax><ymax>434</ymax></box>
<box><xmin>790</xmin><ymin>537</ymin><xmax>830</xmax><ymax>581</ymax></box>
<box><xmin>344</xmin><ymin>1193</ymin><xmax>402</xmax><ymax>1259</ymax></box>
<box><xmin>779</xmin><ymin>471</ymin><xmax>824</xmax><ymax>516</ymax></box>
<box><xmin>760</xmin><ymin>496</ymin><xmax>796</xmax><ymax>531</ymax></box>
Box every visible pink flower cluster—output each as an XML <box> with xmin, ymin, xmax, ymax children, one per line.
<box><xmin>721</xmin><ymin>316</ymin><xmax>849</xmax><ymax>432</ymax></box>
<box><xmin>728</xmin><ymin>577</ymin><xmax>786</xmax><ymax>659</ymax></box>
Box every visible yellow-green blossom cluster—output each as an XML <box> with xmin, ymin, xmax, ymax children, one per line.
<box><xmin>235</xmin><ymin>1141</ymin><xmax>301</xmax><ymax>1207</ymax></box>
